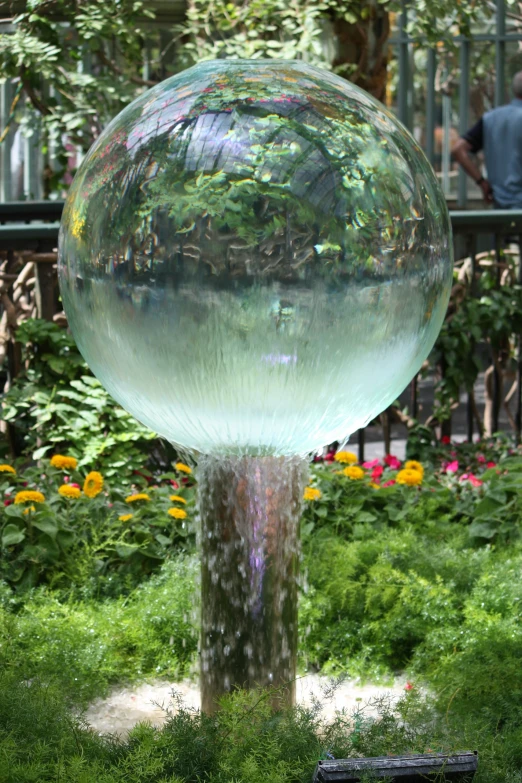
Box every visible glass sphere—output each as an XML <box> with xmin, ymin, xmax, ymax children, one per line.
<box><xmin>58</xmin><ymin>60</ymin><xmax>452</xmax><ymax>457</ymax></box>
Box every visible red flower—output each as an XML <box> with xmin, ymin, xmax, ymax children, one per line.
<box><xmin>362</xmin><ymin>459</ymin><xmax>380</xmax><ymax>469</ymax></box>
<box><xmin>170</xmin><ymin>480</ymin><xmax>180</xmax><ymax>489</ymax></box>
<box><xmin>446</xmin><ymin>460</ymin><xmax>459</xmax><ymax>474</ymax></box>
<box><xmin>382</xmin><ymin>479</ymin><xmax>396</xmax><ymax>487</ymax></box>
<box><xmin>384</xmin><ymin>454</ymin><xmax>401</xmax><ymax>469</ymax></box>
<box><xmin>405</xmin><ymin>682</ymin><xmax>414</xmax><ymax>691</ymax></box>
<box><xmin>469</xmin><ymin>474</ymin><xmax>483</xmax><ymax>487</ymax></box>
<box><xmin>181</xmin><ymin>477</ymin><xmax>189</xmax><ymax>484</ymax></box>
<box><xmin>477</xmin><ymin>454</ymin><xmax>486</xmax><ymax>464</ymax></box>
<box><xmin>70</xmin><ymin>483</ymin><xmax>81</xmax><ymax>489</ymax></box>
<box><xmin>3</xmin><ymin>499</ymin><xmax>12</xmax><ymax>506</ymax></box>
<box><xmin>371</xmin><ymin>465</ymin><xmax>384</xmax><ymax>480</ymax></box>
<box><xmin>325</xmin><ymin>452</ymin><xmax>336</xmax><ymax>462</ymax></box>
<box><xmin>487</xmin><ymin>461</ymin><xmax>496</xmax><ymax>469</ymax></box>
<box><xmin>441</xmin><ymin>435</ymin><xmax>451</xmax><ymax>445</ymax></box>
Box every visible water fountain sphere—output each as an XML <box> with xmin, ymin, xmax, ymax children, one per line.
<box><xmin>58</xmin><ymin>60</ymin><xmax>452</xmax><ymax>711</ymax></box>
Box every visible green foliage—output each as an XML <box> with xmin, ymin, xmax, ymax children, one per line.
<box><xmin>0</xmin><ymin>556</ymin><xmax>199</xmax><ymax>704</ymax></box>
<box><xmin>428</xmin><ymin>266</ymin><xmax>522</xmax><ymax>424</ymax></box>
<box><xmin>0</xmin><ymin>0</ymin><xmax>499</xmax><ymax>197</ymax></box>
<box><xmin>1</xmin><ymin>319</ymin><xmax>161</xmax><ymax>477</ymax></box>
<box><xmin>0</xmin><ymin>455</ymin><xmax>196</xmax><ymax>591</ymax></box>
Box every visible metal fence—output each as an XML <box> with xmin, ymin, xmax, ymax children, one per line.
<box><xmin>2</xmin><ymin>203</ymin><xmax>522</xmax><ymax>457</ymax></box>
<box><xmin>1</xmin><ymin>1</ymin><xmax>521</xmax><ymax>206</ymax></box>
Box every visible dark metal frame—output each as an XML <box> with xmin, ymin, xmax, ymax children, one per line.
<box><xmin>2</xmin><ymin>203</ymin><xmax>522</xmax><ymax>458</ymax></box>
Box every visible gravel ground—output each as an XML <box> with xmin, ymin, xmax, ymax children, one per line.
<box><xmin>85</xmin><ymin>674</ymin><xmax>408</xmax><ymax>736</ymax></box>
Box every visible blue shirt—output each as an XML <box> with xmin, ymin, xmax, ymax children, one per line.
<box><xmin>463</xmin><ymin>99</ymin><xmax>522</xmax><ymax>208</ymax></box>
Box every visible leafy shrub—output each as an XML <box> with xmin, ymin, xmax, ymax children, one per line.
<box><xmin>0</xmin><ymin>457</ymin><xmax>196</xmax><ymax>591</ymax></box>
<box><xmin>1</xmin><ymin>319</ymin><xmax>171</xmax><ymax>477</ymax></box>
<box><xmin>0</xmin><ymin>672</ymin><xmax>492</xmax><ymax>783</ymax></box>
<box><xmin>0</xmin><ymin>556</ymin><xmax>199</xmax><ymax>704</ymax></box>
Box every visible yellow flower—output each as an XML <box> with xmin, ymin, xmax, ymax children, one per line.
<box><xmin>369</xmin><ymin>482</ymin><xmax>381</xmax><ymax>489</ymax></box>
<box><xmin>404</xmin><ymin>460</ymin><xmax>424</xmax><ymax>479</ymax></box>
<box><xmin>58</xmin><ymin>484</ymin><xmax>81</xmax><ymax>499</ymax></box>
<box><xmin>125</xmin><ymin>493</ymin><xmax>150</xmax><ymax>503</ymax></box>
<box><xmin>343</xmin><ymin>466</ymin><xmax>365</xmax><ymax>480</ymax></box>
<box><xmin>23</xmin><ymin>505</ymin><xmax>36</xmax><ymax>515</ymax></box>
<box><xmin>168</xmin><ymin>507</ymin><xmax>187</xmax><ymax>519</ymax></box>
<box><xmin>0</xmin><ymin>464</ymin><xmax>16</xmax><ymax>475</ymax></box>
<box><xmin>335</xmin><ymin>451</ymin><xmax>358</xmax><ymax>464</ymax></box>
<box><xmin>169</xmin><ymin>495</ymin><xmax>187</xmax><ymax>504</ymax></box>
<box><xmin>83</xmin><ymin>471</ymin><xmax>104</xmax><ymax>498</ymax></box>
<box><xmin>396</xmin><ymin>468</ymin><xmax>423</xmax><ymax>486</ymax></box>
<box><xmin>14</xmin><ymin>490</ymin><xmax>45</xmax><ymax>504</ymax></box>
<box><xmin>50</xmin><ymin>455</ymin><xmax>78</xmax><ymax>471</ymax></box>
<box><xmin>303</xmin><ymin>487</ymin><xmax>322</xmax><ymax>501</ymax></box>
<box><xmin>119</xmin><ymin>513</ymin><xmax>133</xmax><ymax>522</ymax></box>
<box><xmin>175</xmin><ymin>462</ymin><xmax>192</xmax><ymax>474</ymax></box>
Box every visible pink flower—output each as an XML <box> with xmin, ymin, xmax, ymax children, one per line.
<box><xmin>446</xmin><ymin>460</ymin><xmax>459</xmax><ymax>473</ymax></box>
<box><xmin>63</xmin><ymin>476</ymin><xmax>70</xmax><ymax>483</ymax></box>
<box><xmin>487</xmin><ymin>461</ymin><xmax>496</xmax><ymax>469</ymax></box>
<box><xmin>383</xmin><ymin>479</ymin><xmax>396</xmax><ymax>487</ymax></box>
<box><xmin>325</xmin><ymin>452</ymin><xmax>336</xmax><ymax>463</ymax></box>
<box><xmin>108</xmin><ymin>502</ymin><xmax>113</xmax><ymax>508</ymax></box>
<box><xmin>459</xmin><ymin>473</ymin><xmax>469</xmax><ymax>482</ymax></box>
<box><xmin>405</xmin><ymin>682</ymin><xmax>414</xmax><ymax>691</ymax></box>
<box><xmin>371</xmin><ymin>465</ymin><xmax>384</xmax><ymax>480</ymax></box>
<box><xmin>441</xmin><ymin>435</ymin><xmax>451</xmax><ymax>445</ymax></box>
<box><xmin>469</xmin><ymin>474</ymin><xmax>483</xmax><ymax>487</ymax></box>
<box><xmin>477</xmin><ymin>454</ymin><xmax>486</xmax><ymax>464</ymax></box>
<box><xmin>384</xmin><ymin>454</ymin><xmax>401</xmax><ymax>469</ymax></box>
<box><xmin>362</xmin><ymin>459</ymin><xmax>380</xmax><ymax>469</ymax></box>
<box><xmin>70</xmin><ymin>483</ymin><xmax>80</xmax><ymax>489</ymax></box>
<box><xmin>170</xmin><ymin>480</ymin><xmax>180</xmax><ymax>489</ymax></box>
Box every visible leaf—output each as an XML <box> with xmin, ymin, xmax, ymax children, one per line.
<box><xmin>468</xmin><ymin>522</ymin><xmax>497</xmax><ymax>539</ymax></box>
<box><xmin>474</xmin><ymin>497</ymin><xmax>502</xmax><ymax>518</ymax></box>
<box><xmin>33</xmin><ymin>519</ymin><xmax>58</xmax><ymax>538</ymax></box>
<box><xmin>33</xmin><ymin>444</ymin><xmax>52</xmax><ymax>460</ymax></box>
<box><xmin>115</xmin><ymin>543</ymin><xmax>140</xmax><ymax>559</ymax></box>
<box><xmin>155</xmin><ymin>533</ymin><xmax>171</xmax><ymax>547</ymax></box>
<box><xmin>4</xmin><ymin>505</ymin><xmax>24</xmax><ymax>518</ymax></box>
<box><xmin>2</xmin><ymin>524</ymin><xmax>26</xmax><ymax>547</ymax></box>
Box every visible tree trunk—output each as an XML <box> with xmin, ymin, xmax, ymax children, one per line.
<box><xmin>331</xmin><ymin>1</ymin><xmax>390</xmax><ymax>102</ymax></box>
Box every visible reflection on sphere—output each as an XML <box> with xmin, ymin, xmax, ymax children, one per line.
<box><xmin>58</xmin><ymin>60</ymin><xmax>452</xmax><ymax>456</ymax></box>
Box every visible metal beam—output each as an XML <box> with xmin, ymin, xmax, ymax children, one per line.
<box><xmin>458</xmin><ymin>40</ymin><xmax>470</xmax><ymax>207</ymax></box>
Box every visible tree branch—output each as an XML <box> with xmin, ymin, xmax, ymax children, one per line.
<box><xmin>96</xmin><ymin>47</ymin><xmax>158</xmax><ymax>87</ymax></box>
<box><xmin>20</xmin><ymin>66</ymin><xmax>51</xmax><ymax>116</ymax></box>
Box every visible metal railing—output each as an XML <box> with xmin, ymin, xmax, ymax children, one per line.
<box><xmin>1</xmin><ymin>1</ymin><xmax>521</xmax><ymax>206</ymax></box>
<box><xmin>2</xmin><ymin>203</ymin><xmax>522</xmax><ymax>456</ymax></box>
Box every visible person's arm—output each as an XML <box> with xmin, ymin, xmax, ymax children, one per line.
<box><xmin>451</xmin><ymin>120</ymin><xmax>493</xmax><ymax>203</ymax></box>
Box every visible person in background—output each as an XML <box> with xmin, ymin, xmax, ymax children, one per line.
<box><xmin>452</xmin><ymin>71</ymin><xmax>522</xmax><ymax>208</ymax></box>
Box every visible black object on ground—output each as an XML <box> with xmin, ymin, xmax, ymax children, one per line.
<box><xmin>313</xmin><ymin>751</ymin><xmax>478</xmax><ymax>782</ymax></box>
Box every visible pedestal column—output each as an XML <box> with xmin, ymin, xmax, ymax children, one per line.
<box><xmin>198</xmin><ymin>455</ymin><xmax>308</xmax><ymax>713</ymax></box>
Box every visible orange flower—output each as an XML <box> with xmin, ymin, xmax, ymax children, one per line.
<box><xmin>50</xmin><ymin>455</ymin><xmax>78</xmax><ymax>471</ymax></box>
<box><xmin>334</xmin><ymin>451</ymin><xmax>358</xmax><ymax>464</ymax></box>
<box><xmin>169</xmin><ymin>495</ymin><xmax>187</xmax><ymax>504</ymax></box>
<box><xmin>58</xmin><ymin>484</ymin><xmax>81</xmax><ymax>499</ymax></box>
<box><xmin>83</xmin><ymin>471</ymin><xmax>104</xmax><ymax>498</ymax></box>
<box><xmin>168</xmin><ymin>507</ymin><xmax>187</xmax><ymax>519</ymax></box>
<box><xmin>303</xmin><ymin>487</ymin><xmax>321</xmax><ymax>501</ymax></box>
<box><xmin>125</xmin><ymin>493</ymin><xmax>150</xmax><ymax>503</ymax></box>
<box><xmin>343</xmin><ymin>466</ymin><xmax>364</xmax><ymax>480</ymax></box>
<box><xmin>175</xmin><ymin>462</ymin><xmax>192</xmax><ymax>474</ymax></box>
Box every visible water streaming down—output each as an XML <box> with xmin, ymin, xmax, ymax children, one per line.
<box><xmin>58</xmin><ymin>59</ymin><xmax>453</xmax><ymax>708</ymax></box>
<box><xmin>198</xmin><ymin>455</ymin><xmax>307</xmax><ymax>712</ymax></box>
